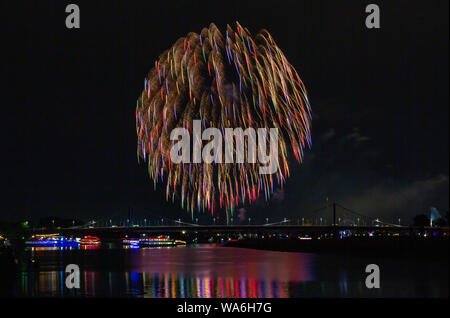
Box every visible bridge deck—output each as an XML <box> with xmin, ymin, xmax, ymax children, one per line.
<box><xmin>32</xmin><ymin>225</ymin><xmax>449</xmax><ymax>234</ymax></box>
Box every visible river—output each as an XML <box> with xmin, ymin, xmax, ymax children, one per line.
<box><xmin>8</xmin><ymin>244</ymin><xmax>448</xmax><ymax>297</ymax></box>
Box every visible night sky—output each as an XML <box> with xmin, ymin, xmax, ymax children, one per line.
<box><xmin>2</xmin><ymin>1</ymin><xmax>448</xmax><ymax>224</ymax></box>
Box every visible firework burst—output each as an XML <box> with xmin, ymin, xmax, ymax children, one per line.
<box><xmin>136</xmin><ymin>22</ymin><xmax>312</xmax><ymax>218</ymax></box>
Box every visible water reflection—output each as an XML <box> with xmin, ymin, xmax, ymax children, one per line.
<box><xmin>18</xmin><ymin>270</ymin><xmax>298</xmax><ymax>297</ymax></box>
<box><xmin>132</xmin><ymin>272</ymin><xmax>295</xmax><ymax>298</ymax></box>
<box><xmin>80</xmin><ymin>244</ymin><xmax>101</xmax><ymax>250</ymax></box>
<box><xmin>11</xmin><ymin>244</ymin><xmax>449</xmax><ymax>297</ymax></box>
<box><xmin>15</xmin><ymin>245</ymin><xmax>315</xmax><ymax>297</ymax></box>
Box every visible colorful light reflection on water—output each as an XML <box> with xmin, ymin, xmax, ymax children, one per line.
<box><xmin>11</xmin><ymin>244</ymin><xmax>449</xmax><ymax>297</ymax></box>
<box><xmin>15</xmin><ymin>244</ymin><xmax>314</xmax><ymax>297</ymax></box>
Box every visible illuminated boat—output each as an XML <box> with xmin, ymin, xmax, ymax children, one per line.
<box><xmin>25</xmin><ymin>234</ymin><xmax>79</xmax><ymax>247</ymax></box>
<box><xmin>139</xmin><ymin>235</ymin><xmax>186</xmax><ymax>247</ymax></box>
<box><xmin>121</xmin><ymin>237</ymin><xmax>140</xmax><ymax>246</ymax></box>
<box><xmin>80</xmin><ymin>235</ymin><xmax>101</xmax><ymax>245</ymax></box>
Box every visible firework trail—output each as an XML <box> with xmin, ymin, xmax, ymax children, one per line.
<box><xmin>136</xmin><ymin>22</ymin><xmax>312</xmax><ymax>218</ymax></box>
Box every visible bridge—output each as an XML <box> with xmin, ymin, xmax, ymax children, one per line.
<box><xmin>60</xmin><ymin>202</ymin><xmax>402</xmax><ymax>228</ymax></box>
<box><xmin>29</xmin><ymin>202</ymin><xmax>448</xmax><ymax>239</ymax></box>
<box><xmin>55</xmin><ymin>224</ymin><xmax>447</xmax><ymax>236</ymax></box>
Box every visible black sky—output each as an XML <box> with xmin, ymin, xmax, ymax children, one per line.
<box><xmin>1</xmin><ymin>0</ymin><xmax>448</xmax><ymax>224</ymax></box>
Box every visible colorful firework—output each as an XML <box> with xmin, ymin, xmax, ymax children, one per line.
<box><xmin>136</xmin><ymin>22</ymin><xmax>312</xmax><ymax>218</ymax></box>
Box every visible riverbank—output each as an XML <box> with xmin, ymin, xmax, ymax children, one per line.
<box><xmin>224</xmin><ymin>237</ymin><xmax>450</xmax><ymax>259</ymax></box>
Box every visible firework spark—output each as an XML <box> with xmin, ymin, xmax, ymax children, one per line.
<box><xmin>136</xmin><ymin>22</ymin><xmax>312</xmax><ymax>218</ymax></box>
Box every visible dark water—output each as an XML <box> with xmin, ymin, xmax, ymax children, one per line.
<box><xmin>9</xmin><ymin>244</ymin><xmax>449</xmax><ymax>297</ymax></box>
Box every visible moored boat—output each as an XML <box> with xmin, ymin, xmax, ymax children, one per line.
<box><xmin>25</xmin><ymin>234</ymin><xmax>79</xmax><ymax>247</ymax></box>
<box><xmin>139</xmin><ymin>235</ymin><xmax>186</xmax><ymax>247</ymax></box>
<box><xmin>121</xmin><ymin>236</ymin><xmax>140</xmax><ymax>246</ymax></box>
<box><xmin>80</xmin><ymin>235</ymin><xmax>101</xmax><ymax>245</ymax></box>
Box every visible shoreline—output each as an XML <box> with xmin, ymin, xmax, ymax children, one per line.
<box><xmin>224</xmin><ymin>237</ymin><xmax>450</xmax><ymax>259</ymax></box>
